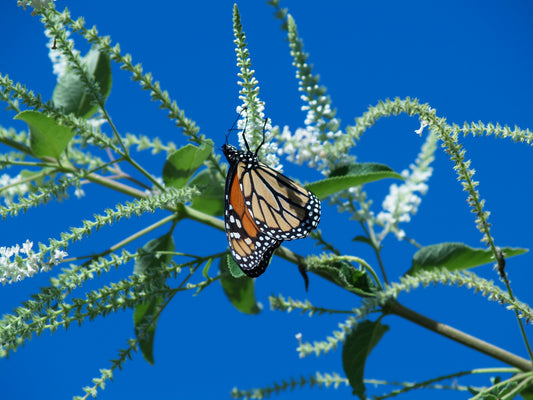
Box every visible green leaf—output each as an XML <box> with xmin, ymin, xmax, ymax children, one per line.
<box><xmin>133</xmin><ymin>298</ymin><xmax>163</xmax><ymax>365</ymax></box>
<box><xmin>306</xmin><ymin>163</ymin><xmax>403</xmax><ymax>200</ymax></box>
<box><xmin>202</xmin><ymin>258</ymin><xmax>214</xmax><ymax>279</ymax></box>
<box><xmin>343</xmin><ymin>320</ymin><xmax>389</xmax><ymax>399</ymax></box>
<box><xmin>162</xmin><ymin>143</ymin><xmax>212</xmax><ymax>189</ymax></box>
<box><xmin>406</xmin><ymin>242</ymin><xmax>528</xmax><ymax>275</ymax></box>
<box><xmin>318</xmin><ymin>259</ymin><xmax>376</xmax><ymax>297</ymax></box>
<box><xmin>519</xmin><ymin>381</ymin><xmax>533</xmax><ymax>400</ymax></box>
<box><xmin>470</xmin><ymin>377</ymin><xmax>521</xmax><ymax>400</ymax></box>
<box><xmin>133</xmin><ymin>232</ymin><xmax>175</xmax><ymax>276</ymax></box>
<box><xmin>133</xmin><ymin>232</ymin><xmax>175</xmax><ymax>365</ymax></box>
<box><xmin>339</xmin><ymin>263</ymin><xmax>376</xmax><ymax>296</ymax></box>
<box><xmin>52</xmin><ymin>47</ymin><xmax>112</xmax><ymax>119</ymax></box>
<box><xmin>226</xmin><ymin>252</ymin><xmax>246</xmax><ymax>278</ymax></box>
<box><xmin>352</xmin><ymin>235</ymin><xmax>373</xmax><ymax>247</ymax></box>
<box><xmin>15</xmin><ymin>110</ymin><xmax>75</xmax><ymax>159</ymax></box>
<box><xmin>330</xmin><ymin>162</ymin><xmax>399</xmax><ymax>177</ymax></box>
<box><xmin>188</xmin><ymin>168</ymin><xmax>224</xmax><ymax>216</ymax></box>
<box><xmin>219</xmin><ymin>253</ymin><xmax>261</xmax><ymax>315</ymax></box>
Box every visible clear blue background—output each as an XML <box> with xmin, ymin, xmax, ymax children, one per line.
<box><xmin>1</xmin><ymin>1</ymin><xmax>532</xmax><ymax>399</ymax></box>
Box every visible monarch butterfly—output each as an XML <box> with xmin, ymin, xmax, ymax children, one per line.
<box><xmin>222</xmin><ymin>117</ymin><xmax>321</xmax><ymax>277</ymax></box>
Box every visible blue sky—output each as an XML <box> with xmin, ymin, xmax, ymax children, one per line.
<box><xmin>1</xmin><ymin>1</ymin><xmax>532</xmax><ymax>399</ymax></box>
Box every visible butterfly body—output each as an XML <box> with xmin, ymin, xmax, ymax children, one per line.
<box><xmin>222</xmin><ymin>143</ymin><xmax>320</xmax><ymax>277</ymax></box>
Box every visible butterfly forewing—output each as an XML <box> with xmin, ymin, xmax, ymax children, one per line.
<box><xmin>224</xmin><ymin>156</ymin><xmax>283</xmax><ymax>276</ymax></box>
<box><xmin>242</xmin><ymin>162</ymin><xmax>321</xmax><ymax>240</ymax></box>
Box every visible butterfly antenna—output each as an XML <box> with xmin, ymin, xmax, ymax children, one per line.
<box><xmin>242</xmin><ymin>116</ymin><xmax>252</xmax><ymax>152</ymax></box>
<box><xmin>225</xmin><ymin>106</ymin><xmax>248</xmax><ymax>146</ymax></box>
<box><xmin>254</xmin><ymin>117</ymin><xmax>268</xmax><ymax>156</ymax></box>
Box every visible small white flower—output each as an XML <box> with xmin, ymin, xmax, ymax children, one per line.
<box><xmin>21</xmin><ymin>240</ymin><xmax>33</xmax><ymax>255</ymax></box>
<box><xmin>415</xmin><ymin>107</ymin><xmax>433</xmax><ymax>135</ymax></box>
<box><xmin>415</xmin><ymin>120</ymin><xmax>429</xmax><ymax>136</ymax></box>
<box><xmin>74</xmin><ymin>186</ymin><xmax>86</xmax><ymax>199</ymax></box>
<box><xmin>53</xmin><ymin>249</ymin><xmax>68</xmax><ymax>265</ymax></box>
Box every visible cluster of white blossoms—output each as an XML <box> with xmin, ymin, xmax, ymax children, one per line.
<box><xmin>0</xmin><ymin>240</ymin><xmax>67</xmax><ymax>285</ymax></box>
<box><xmin>236</xmin><ymin>104</ymin><xmax>281</xmax><ymax>170</ymax></box>
<box><xmin>376</xmin><ymin>131</ymin><xmax>437</xmax><ymax>241</ymax></box>
<box><xmin>376</xmin><ymin>172</ymin><xmax>429</xmax><ymax>240</ymax></box>
<box><xmin>277</xmin><ymin>125</ymin><xmax>325</xmax><ymax>169</ymax></box>
<box><xmin>275</xmin><ymin>85</ymin><xmax>338</xmax><ymax>171</ymax></box>
<box><xmin>301</xmin><ymin>97</ymin><xmax>334</xmax><ymax>126</ymax></box>
<box><xmin>275</xmin><ymin>112</ymin><xmax>348</xmax><ymax>173</ymax></box>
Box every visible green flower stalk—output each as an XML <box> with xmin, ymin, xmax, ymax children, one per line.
<box><xmin>232</xmin><ymin>4</ymin><xmax>280</xmax><ymax>169</ymax></box>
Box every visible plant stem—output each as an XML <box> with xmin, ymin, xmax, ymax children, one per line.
<box><xmin>502</xmin><ymin>276</ymin><xmax>533</xmax><ymax>362</ymax></box>
<box><xmin>84</xmin><ymin>172</ymin><xmax>148</xmax><ymax>198</ymax></box>
<box><xmin>360</xmin><ymin>220</ymin><xmax>389</xmax><ymax>285</ymax></box>
<box><xmin>384</xmin><ymin>300</ymin><xmax>533</xmax><ymax>372</ymax></box>
<box><xmin>123</xmin><ymin>154</ymin><xmax>166</xmax><ymax>191</ymax></box>
<box><xmin>94</xmin><ymin>214</ymin><xmax>180</xmax><ymax>259</ymax></box>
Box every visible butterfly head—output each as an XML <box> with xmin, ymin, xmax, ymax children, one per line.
<box><xmin>221</xmin><ymin>144</ymin><xmax>239</xmax><ymax>162</ymax></box>
<box><xmin>222</xmin><ymin>144</ymin><xmax>258</xmax><ymax>167</ymax></box>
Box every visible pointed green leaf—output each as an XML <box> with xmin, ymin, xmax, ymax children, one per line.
<box><xmin>53</xmin><ymin>47</ymin><xmax>112</xmax><ymax>119</ymax></box>
<box><xmin>189</xmin><ymin>168</ymin><xmax>224</xmax><ymax>216</ymax></box>
<box><xmin>133</xmin><ymin>298</ymin><xmax>163</xmax><ymax>365</ymax></box>
<box><xmin>406</xmin><ymin>242</ymin><xmax>528</xmax><ymax>275</ymax></box>
<box><xmin>219</xmin><ymin>253</ymin><xmax>261</xmax><ymax>314</ymax></box>
<box><xmin>133</xmin><ymin>232</ymin><xmax>174</xmax><ymax>365</ymax></box>
<box><xmin>343</xmin><ymin>320</ymin><xmax>389</xmax><ymax>399</ymax></box>
<box><xmin>133</xmin><ymin>232</ymin><xmax>175</xmax><ymax>276</ymax></box>
<box><xmin>330</xmin><ymin>162</ymin><xmax>399</xmax><ymax>177</ymax></box>
<box><xmin>226</xmin><ymin>251</ymin><xmax>246</xmax><ymax>278</ymax></box>
<box><xmin>15</xmin><ymin>110</ymin><xmax>75</xmax><ymax>159</ymax></box>
<box><xmin>317</xmin><ymin>259</ymin><xmax>376</xmax><ymax>297</ymax></box>
<box><xmin>306</xmin><ymin>163</ymin><xmax>403</xmax><ymax>200</ymax></box>
<box><xmin>162</xmin><ymin>142</ymin><xmax>212</xmax><ymax>189</ymax></box>
<box><xmin>352</xmin><ymin>235</ymin><xmax>373</xmax><ymax>246</ymax></box>
<box><xmin>339</xmin><ymin>262</ymin><xmax>376</xmax><ymax>296</ymax></box>
<box><xmin>202</xmin><ymin>258</ymin><xmax>214</xmax><ymax>279</ymax></box>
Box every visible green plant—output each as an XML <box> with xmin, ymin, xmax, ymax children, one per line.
<box><xmin>1</xmin><ymin>1</ymin><xmax>532</xmax><ymax>399</ymax></box>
